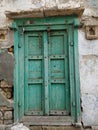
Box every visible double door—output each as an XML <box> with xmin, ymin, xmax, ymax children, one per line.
<box><xmin>24</xmin><ymin>30</ymin><xmax>70</xmax><ymax>116</ymax></box>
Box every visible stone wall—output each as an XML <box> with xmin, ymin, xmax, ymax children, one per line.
<box><xmin>0</xmin><ymin>49</ymin><xmax>14</xmax><ymax>126</ymax></box>
<box><xmin>0</xmin><ymin>0</ymin><xmax>98</xmax><ymax>128</ymax></box>
<box><xmin>0</xmin><ymin>80</ymin><xmax>13</xmax><ymax>125</ymax></box>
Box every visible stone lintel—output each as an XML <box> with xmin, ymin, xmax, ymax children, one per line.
<box><xmin>5</xmin><ymin>7</ymin><xmax>84</xmax><ymax>19</ymax></box>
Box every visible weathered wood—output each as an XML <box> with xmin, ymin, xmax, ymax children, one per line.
<box><xmin>24</xmin><ymin>32</ymin><xmax>44</xmax><ymax>116</ymax></box>
<box><xmin>49</xmin><ymin>110</ymin><xmax>67</xmax><ymax>115</ymax></box>
<box><xmin>43</xmin><ymin>32</ymin><xmax>49</xmax><ymax>115</ymax></box>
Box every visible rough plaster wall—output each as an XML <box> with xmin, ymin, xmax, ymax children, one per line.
<box><xmin>82</xmin><ymin>0</ymin><xmax>98</xmax><ymax>17</ymax></box>
<box><xmin>79</xmin><ymin>30</ymin><xmax>98</xmax><ymax>126</ymax></box>
<box><xmin>0</xmin><ymin>0</ymin><xmax>13</xmax><ymax>28</ymax></box>
<box><xmin>0</xmin><ymin>0</ymin><xmax>96</xmax><ymax>27</ymax></box>
<box><xmin>0</xmin><ymin>50</ymin><xmax>14</xmax><ymax>84</ymax></box>
<box><xmin>0</xmin><ymin>0</ymin><xmax>98</xmax><ymax>127</ymax></box>
<box><xmin>0</xmin><ymin>0</ymin><xmax>98</xmax><ymax>28</ymax></box>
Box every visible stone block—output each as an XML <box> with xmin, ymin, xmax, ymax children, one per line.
<box><xmin>4</xmin><ymin>111</ymin><xmax>12</xmax><ymax>120</ymax></box>
<box><xmin>0</xmin><ymin>88</ymin><xmax>13</xmax><ymax>99</ymax></box>
<box><xmin>0</xmin><ymin>92</ymin><xmax>13</xmax><ymax>107</ymax></box>
<box><xmin>44</xmin><ymin>7</ymin><xmax>84</xmax><ymax>17</ymax></box>
<box><xmin>1</xmin><ymin>80</ymin><xmax>12</xmax><ymax>88</ymax></box>
<box><xmin>84</xmin><ymin>129</ymin><xmax>92</xmax><ymax>130</ymax></box>
<box><xmin>5</xmin><ymin>9</ymin><xmax>44</xmax><ymax>19</ymax></box>
<box><xmin>29</xmin><ymin>126</ymin><xmax>42</xmax><ymax>130</ymax></box>
<box><xmin>0</xmin><ymin>111</ymin><xmax>3</xmax><ymax>119</ymax></box>
<box><xmin>5</xmin><ymin>126</ymin><xmax>11</xmax><ymax>130</ymax></box>
<box><xmin>0</xmin><ymin>125</ymin><xmax>6</xmax><ymax>130</ymax></box>
<box><xmin>42</xmin><ymin>126</ymin><xmax>83</xmax><ymax>130</ymax></box>
<box><xmin>6</xmin><ymin>91</ymin><xmax>12</xmax><ymax>99</ymax></box>
<box><xmin>29</xmin><ymin>126</ymin><xmax>83</xmax><ymax>130</ymax></box>
<box><xmin>4</xmin><ymin>119</ymin><xmax>13</xmax><ymax>125</ymax></box>
<box><xmin>0</xmin><ymin>120</ymin><xmax>3</xmax><ymax>124</ymax></box>
<box><xmin>0</xmin><ymin>107</ymin><xmax>13</xmax><ymax>111</ymax></box>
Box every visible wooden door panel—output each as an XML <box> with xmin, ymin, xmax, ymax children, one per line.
<box><xmin>24</xmin><ymin>32</ymin><xmax>44</xmax><ymax>115</ymax></box>
<box><xmin>24</xmin><ymin>30</ymin><xmax>69</xmax><ymax>116</ymax></box>
<box><xmin>51</xmin><ymin>59</ymin><xmax>65</xmax><ymax>79</ymax></box>
<box><xmin>28</xmin><ymin>35</ymin><xmax>42</xmax><ymax>55</ymax></box>
<box><xmin>28</xmin><ymin>60</ymin><xmax>42</xmax><ymax>79</ymax></box>
<box><xmin>50</xmin><ymin>84</ymin><xmax>66</xmax><ymax>110</ymax></box>
<box><xmin>49</xmin><ymin>31</ymin><xmax>69</xmax><ymax>115</ymax></box>
<box><xmin>27</xmin><ymin>84</ymin><xmax>43</xmax><ymax>115</ymax></box>
<box><xmin>50</xmin><ymin>34</ymin><xmax>64</xmax><ymax>55</ymax></box>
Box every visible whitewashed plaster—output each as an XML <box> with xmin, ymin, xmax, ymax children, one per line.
<box><xmin>79</xmin><ymin>30</ymin><xmax>98</xmax><ymax>126</ymax></box>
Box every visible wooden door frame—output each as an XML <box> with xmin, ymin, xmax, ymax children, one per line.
<box><xmin>12</xmin><ymin>16</ymin><xmax>81</xmax><ymax>124</ymax></box>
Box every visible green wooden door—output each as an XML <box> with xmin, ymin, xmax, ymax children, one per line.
<box><xmin>24</xmin><ymin>30</ymin><xmax>70</xmax><ymax>116</ymax></box>
<box><xmin>14</xmin><ymin>16</ymin><xmax>80</xmax><ymax>122</ymax></box>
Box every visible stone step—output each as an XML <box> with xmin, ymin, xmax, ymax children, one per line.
<box><xmin>0</xmin><ymin>125</ymin><xmax>84</xmax><ymax>130</ymax></box>
<box><xmin>29</xmin><ymin>126</ymin><xmax>83</xmax><ymax>130</ymax></box>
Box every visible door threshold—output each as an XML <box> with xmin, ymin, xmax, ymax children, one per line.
<box><xmin>20</xmin><ymin>116</ymin><xmax>74</xmax><ymax>126</ymax></box>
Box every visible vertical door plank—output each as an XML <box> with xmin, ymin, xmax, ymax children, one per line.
<box><xmin>64</xmin><ymin>31</ymin><xmax>70</xmax><ymax>115</ymax></box>
<box><xmin>68</xmin><ymin>25</ymin><xmax>76</xmax><ymax>120</ymax></box>
<box><xmin>14</xmin><ymin>25</ymin><xmax>19</xmax><ymax>122</ymax></box>
<box><xmin>74</xmin><ymin>22</ymin><xmax>81</xmax><ymax>122</ymax></box>
<box><xmin>43</xmin><ymin>32</ymin><xmax>49</xmax><ymax>115</ymax></box>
